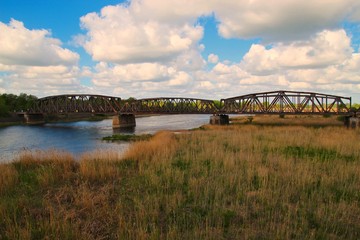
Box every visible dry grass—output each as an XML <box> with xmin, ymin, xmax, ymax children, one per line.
<box><xmin>0</xmin><ymin>164</ymin><xmax>18</xmax><ymax>193</ymax></box>
<box><xmin>231</xmin><ymin>114</ymin><xmax>345</xmax><ymax>127</ymax></box>
<box><xmin>1</xmin><ymin>116</ymin><xmax>359</xmax><ymax>239</ymax></box>
<box><xmin>122</xmin><ymin>131</ymin><xmax>178</xmax><ymax>162</ymax></box>
<box><xmin>79</xmin><ymin>150</ymin><xmax>123</xmax><ymax>182</ymax></box>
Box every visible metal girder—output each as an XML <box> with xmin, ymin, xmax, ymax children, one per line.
<box><xmin>30</xmin><ymin>95</ymin><xmax>219</xmax><ymax>114</ymax></box>
<box><xmin>120</xmin><ymin>97</ymin><xmax>219</xmax><ymax>114</ymax></box>
<box><xmin>31</xmin><ymin>94</ymin><xmax>122</xmax><ymax>114</ymax></box>
<box><xmin>221</xmin><ymin>90</ymin><xmax>352</xmax><ymax>114</ymax></box>
<box><xmin>30</xmin><ymin>90</ymin><xmax>353</xmax><ymax>115</ymax></box>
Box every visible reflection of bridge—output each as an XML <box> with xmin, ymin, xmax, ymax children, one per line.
<box><xmin>27</xmin><ymin>90</ymin><xmax>358</xmax><ymax>127</ymax></box>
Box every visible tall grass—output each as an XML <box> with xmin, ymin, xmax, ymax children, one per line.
<box><xmin>1</xmin><ymin>117</ymin><xmax>359</xmax><ymax>239</ymax></box>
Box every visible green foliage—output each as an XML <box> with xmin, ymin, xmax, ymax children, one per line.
<box><xmin>0</xmin><ymin>96</ymin><xmax>9</xmax><ymax>117</ymax></box>
<box><xmin>213</xmin><ymin>100</ymin><xmax>222</xmax><ymax>109</ymax></box>
<box><xmin>121</xmin><ymin>97</ymin><xmax>137</xmax><ymax>104</ymax></box>
<box><xmin>350</xmin><ymin>103</ymin><xmax>360</xmax><ymax>113</ymax></box>
<box><xmin>0</xmin><ymin>93</ymin><xmax>38</xmax><ymax>116</ymax></box>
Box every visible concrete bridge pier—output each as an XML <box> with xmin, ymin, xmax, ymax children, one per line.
<box><xmin>22</xmin><ymin>113</ymin><xmax>45</xmax><ymax>125</ymax></box>
<box><xmin>210</xmin><ymin>114</ymin><xmax>229</xmax><ymax>125</ymax></box>
<box><xmin>113</xmin><ymin>114</ymin><xmax>136</xmax><ymax>128</ymax></box>
<box><xmin>345</xmin><ymin>116</ymin><xmax>360</xmax><ymax>129</ymax></box>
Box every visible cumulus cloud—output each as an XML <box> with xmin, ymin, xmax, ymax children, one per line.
<box><xmin>213</xmin><ymin>0</ymin><xmax>360</xmax><ymax>41</ymax></box>
<box><xmin>0</xmin><ymin>65</ymin><xmax>89</xmax><ymax>97</ymax></box>
<box><xmin>0</xmin><ymin>19</ymin><xmax>84</xmax><ymax>96</ymax></box>
<box><xmin>80</xmin><ymin>2</ymin><xmax>205</xmax><ymax>64</ymax></box>
<box><xmin>241</xmin><ymin>29</ymin><xmax>353</xmax><ymax>74</ymax></box>
<box><xmin>73</xmin><ymin>0</ymin><xmax>360</xmax><ymax>100</ymax></box>
<box><xmin>208</xmin><ymin>54</ymin><xmax>219</xmax><ymax>64</ymax></box>
<box><xmin>3</xmin><ymin>0</ymin><xmax>360</xmax><ymax>100</ymax></box>
<box><xmin>0</xmin><ymin>19</ymin><xmax>79</xmax><ymax>66</ymax></box>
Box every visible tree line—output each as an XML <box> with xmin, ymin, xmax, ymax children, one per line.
<box><xmin>0</xmin><ymin>93</ymin><xmax>38</xmax><ymax>117</ymax></box>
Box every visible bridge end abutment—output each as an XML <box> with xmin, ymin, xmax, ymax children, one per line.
<box><xmin>345</xmin><ymin>116</ymin><xmax>360</xmax><ymax>129</ymax></box>
<box><xmin>21</xmin><ymin>113</ymin><xmax>45</xmax><ymax>125</ymax></box>
<box><xmin>113</xmin><ymin>114</ymin><xmax>136</xmax><ymax>128</ymax></box>
<box><xmin>210</xmin><ymin>114</ymin><xmax>229</xmax><ymax>125</ymax></box>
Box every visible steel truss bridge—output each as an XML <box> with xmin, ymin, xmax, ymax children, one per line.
<box><xmin>30</xmin><ymin>90</ymin><xmax>357</xmax><ymax>115</ymax></box>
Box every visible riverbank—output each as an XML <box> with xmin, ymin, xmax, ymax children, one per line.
<box><xmin>0</xmin><ymin>113</ymin><xmax>23</xmax><ymax>127</ymax></box>
<box><xmin>1</xmin><ymin>116</ymin><xmax>359</xmax><ymax>239</ymax></box>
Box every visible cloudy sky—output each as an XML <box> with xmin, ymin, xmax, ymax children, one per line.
<box><xmin>1</xmin><ymin>0</ymin><xmax>360</xmax><ymax>101</ymax></box>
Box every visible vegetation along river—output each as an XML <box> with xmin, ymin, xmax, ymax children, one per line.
<box><xmin>0</xmin><ymin>114</ymin><xmax>210</xmax><ymax>162</ymax></box>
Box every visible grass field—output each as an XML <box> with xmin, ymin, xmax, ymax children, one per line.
<box><xmin>1</xmin><ymin>115</ymin><xmax>359</xmax><ymax>239</ymax></box>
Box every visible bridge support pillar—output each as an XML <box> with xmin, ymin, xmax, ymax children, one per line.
<box><xmin>23</xmin><ymin>113</ymin><xmax>45</xmax><ymax>125</ymax></box>
<box><xmin>210</xmin><ymin>114</ymin><xmax>229</xmax><ymax>125</ymax></box>
<box><xmin>113</xmin><ymin>114</ymin><xmax>136</xmax><ymax>128</ymax></box>
<box><xmin>345</xmin><ymin>116</ymin><xmax>360</xmax><ymax>129</ymax></box>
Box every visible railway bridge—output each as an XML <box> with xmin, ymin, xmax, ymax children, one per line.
<box><xmin>25</xmin><ymin>90</ymin><xmax>358</xmax><ymax>127</ymax></box>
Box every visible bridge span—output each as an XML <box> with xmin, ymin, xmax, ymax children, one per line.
<box><xmin>26</xmin><ymin>90</ymin><xmax>358</xmax><ymax>127</ymax></box>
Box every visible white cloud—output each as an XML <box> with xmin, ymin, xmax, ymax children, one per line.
<box><xmin>213</xmin><ymin>0</ymin><xmax>360</xmax><ymax>41</ymax></box>
<box><xmin>80</xmin><ymin>2</ymin><xmax>205</xmax><ymax>64</ymax></box>
<box><xmin>0</xmin><ymin>65</ymin><xmax>88</xmax><ymax>97</ymax></box>
<box><xmin>168</xmin><ymin>71</ymin><xmax>192</xmax><ymax>86</ymax></box>
<box><xmin>3</xmin><ymin>1</ymin><xmax>360</xmax><ymax>101</ymax></box>
<box><xmin>73</xmin><ymin>0</ymin><xmax>360</xmax><ymax>101</ymax></box>
<box><xmin>208</xmin><ymin>54</ymin><xmax>219</xmax><ymax>64</ymax></box>
<box><xmin>92</xmin><ymin>62</ymin><xmax>171</xmax><ymax>83</ymax></box>
<box><xmin>0</xmin><ymin>19</ymin><xmax>79</xmax><ymax>66</ymax></box>
<box><xmin>241</xmin><ymin>29</ymin><xmax>353</xmax><ymax>74</ymax></box>
<box><xmin>0</xmin><ymin>19</ymin><xmax>85</xmax><ymax>96</ymax></box>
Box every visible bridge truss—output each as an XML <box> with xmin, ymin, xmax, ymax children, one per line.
<box><xmin>31</xmin><ymin>94</ymin><xmax>123</xmax><ymax>114</ymax></box>
<box><xmin>121</xmin><ymin>97</ymin><xmax>219</xmax><ymax>114</ymax></box>
<box><xmin>221</xmin><ymin>91</ymin><xmax>351</xmax><ymax>114</ymax></box>
<box><xmin>31</xmin><ymin>91</ymin><xmax>354</xmax><ymax>115</ymax></box>
<box><xmin>31</xmin><ymin>95</ymin><xmax>219</xmax><ymax>114</ymax></box>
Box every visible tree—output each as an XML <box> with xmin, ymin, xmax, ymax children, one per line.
<box><xmin>0</xmin><ymin>93</ymin><xmax>38</xmax><ymax>116</ymax></box>
<box><xmin>0</xmin><ymin>95</ymin><xmax>9</xmax><ymax>117</ymax></box>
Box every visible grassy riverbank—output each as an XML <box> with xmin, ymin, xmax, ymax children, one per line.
<box><xmin>1</xmin><ymin>116</ymin><xmax>359</xmax><ymax>239</ymax></box>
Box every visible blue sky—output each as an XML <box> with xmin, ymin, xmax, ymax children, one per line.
<box><xmin>1</xmin><ymin>0</ymin><xmax>360</xmax><ymax>102</ymax></box>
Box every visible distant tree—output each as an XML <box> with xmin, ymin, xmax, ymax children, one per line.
<box><xmin>352</xmin><ymin>103</ymin><xmax>360</xmax><ymax>109</ymax></box>
<box><xmin>121</xmin><ymin>97</ymin><xmax>137</xmax><ymax>105</ymax></box>
<box><xmin>0</xmin><ymin>95</ymin><xmax>9</xmax><ymax>117</ymax></box>
<box><xmin>0</xmin><ymin>93</ymin><xmax>38</xmax><ymax>116</ymax></box>
<box><xmin>126</xmin><ymin>97</ymin><xmax>137</xmax><ymax>102</ymax></box>
<box><xmin>213</xmin><ymin>100</ymin><xmax>222</xmax><ymax>109</ymax></box>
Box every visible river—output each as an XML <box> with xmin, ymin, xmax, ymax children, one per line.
<box><xmin>0</xmin><ymin>114</ymin><xmax>210</xmax><ymax>162</ymax></box>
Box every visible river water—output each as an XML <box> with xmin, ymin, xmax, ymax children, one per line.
<box><xmin>0</xmin><ymin>114</ymin><xmax>210</xmax><ymax>162</ymax></box>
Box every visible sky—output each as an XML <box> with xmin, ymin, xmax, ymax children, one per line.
<box><xmin>1</xmin><ymin>0</ymin><xmax>360</xmax><ymax>102</ymax></box>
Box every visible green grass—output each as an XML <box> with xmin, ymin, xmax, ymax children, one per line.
<box><xmin>102</xmin><ymin>133</ymin><xmax>152</xmax><ymax>142</ymax></box>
